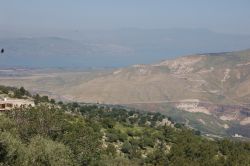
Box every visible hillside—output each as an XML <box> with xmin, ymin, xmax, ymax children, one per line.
<box><xmin>0</xmin><ymin>86</ymin><xmax>250</xmax><ymax>165</ymax></box>
<box><xmin>2</xmin><ymin>49</ymin><xmax>250</xmax><ymax>104</ymax></box>
<box><xmin>63</xmin><ymin>49</ymin><xmax>250</xmax><ymax>105</ymax></box>
<box><xmin>1</xmin><ymin>49</ymin><xmax>250</xmax><ymax>137</ymax></box>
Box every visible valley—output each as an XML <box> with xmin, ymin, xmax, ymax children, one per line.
<box><xmin>1</xmin><ymin>49</ymin><xmax>250</xmax><ymax>138</ymax></box>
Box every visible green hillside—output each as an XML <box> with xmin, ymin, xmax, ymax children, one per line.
<box><xmin>0</xmin><ymin>86</ymin><xmax>250</xmax><ymax>165</ymax></box>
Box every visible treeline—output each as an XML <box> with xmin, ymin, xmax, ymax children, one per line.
<box><xmin>0</xmin><ymin>85</ymin><xmax>55</xmax><ymax>104</ymax></box>
<box><xmin>0</xmin><ymin>85</ymin><xmax>31</xmax><ymax>99</ymax></box>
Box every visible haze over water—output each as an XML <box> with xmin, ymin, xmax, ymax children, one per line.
<box><xmin>1</xmin><ymin>0</ymin><xmax>250</xmax><ymax>68</ymax></box>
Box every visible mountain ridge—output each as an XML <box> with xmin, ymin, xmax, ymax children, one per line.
<box><xmin>2</xmin><ymin>28</ymin><xmax>250</xmax><ymax>67</ymax></box>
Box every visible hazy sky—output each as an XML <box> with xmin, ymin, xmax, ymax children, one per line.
<box><xmin>1</xmin><ymin>0</ymin><xmax>250</xmax><ymax>68</ymax></box>
<box><xmin>1</xmin><ymin>0</ymin><xmax>250</xmax><ymax>35</ymax></box>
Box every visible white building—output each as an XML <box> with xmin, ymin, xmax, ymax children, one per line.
<box><xmin>0</xmin><ymin>98</ymin><xmax>35</xmax><ymax>111</ymax></box>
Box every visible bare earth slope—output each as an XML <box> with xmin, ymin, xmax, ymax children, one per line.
<box><xmin>66</xmin><ymin>49</ymin><xmax>250</xmax><ymax>106</ymax></box>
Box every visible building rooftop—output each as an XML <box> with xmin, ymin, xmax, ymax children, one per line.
<box><xmin>0</xmin><ymin>97</ymin><xmax>35</xmax><ymax>111</ymax></box>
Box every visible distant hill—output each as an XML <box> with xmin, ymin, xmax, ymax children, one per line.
<box><xmin>1</xmin><ymin>28</ymin><xmax>250</xmax><ymax>67</ymax></box>
<box><xmin>62</xmin><ymin>49</ymin><xmax>250</xmax><ymax>105</ymax></box>
<box><xmin>0</xmin><ymin>49</ymin><xmax>250</xmax><ymax>137</ymax></box>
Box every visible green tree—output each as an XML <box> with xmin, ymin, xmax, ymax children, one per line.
<box><xmin>24</xmin><ymin>136</ymin><xmax>75</xmax><ymax>166</ymax></box>
<box><xmin>121</xmin><ymin>141</ymin><xmax>132</xmax><ymax>154</ymax></box>
<box><xmin>0</xmin><ymin>132</ymin><xmax>25</xmax><ymax>165</ymax></box>
<box><xmin>19</xmin><ymin>87</ymin><xmax>26</xmax><ymax>96</ymax></box>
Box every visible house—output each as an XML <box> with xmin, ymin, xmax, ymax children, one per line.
<box><xmin>0</xmin><ymin>98</ymin><xmax>35</xmax><ymax>111</ymax></box>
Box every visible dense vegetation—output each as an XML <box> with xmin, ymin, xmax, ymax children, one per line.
<box><xmin>0</xmin><ymin>86</ymin><xmax>250</xmax><ymax>166</ymax></box>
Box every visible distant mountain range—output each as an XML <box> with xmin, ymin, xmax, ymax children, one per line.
<box><xmin>1</xmin><ymin>28</ymin><xmax>250</xmax><ymax>67</ymax></box>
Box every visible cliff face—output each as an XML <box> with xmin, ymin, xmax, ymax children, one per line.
<box><xmin>197</xmin><ymin>102</ymin><xmax>250</xmax><ymax>124</ymax></box>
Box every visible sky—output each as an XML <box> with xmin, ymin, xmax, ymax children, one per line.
<box><xmin>1</xmin><ymin>0</ymin><xmax>250</xmax><ymax>68</ymax></box>
<box><xmin>1</xmin><ymin>0</ymin><xmax>250</xmax><ymax>35</ymax></box>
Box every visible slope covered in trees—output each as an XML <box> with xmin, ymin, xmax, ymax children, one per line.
<box><xmin>0</xmin><ymin>86</ymin><xmax>250</xmax><ymax>165</ymax></box>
